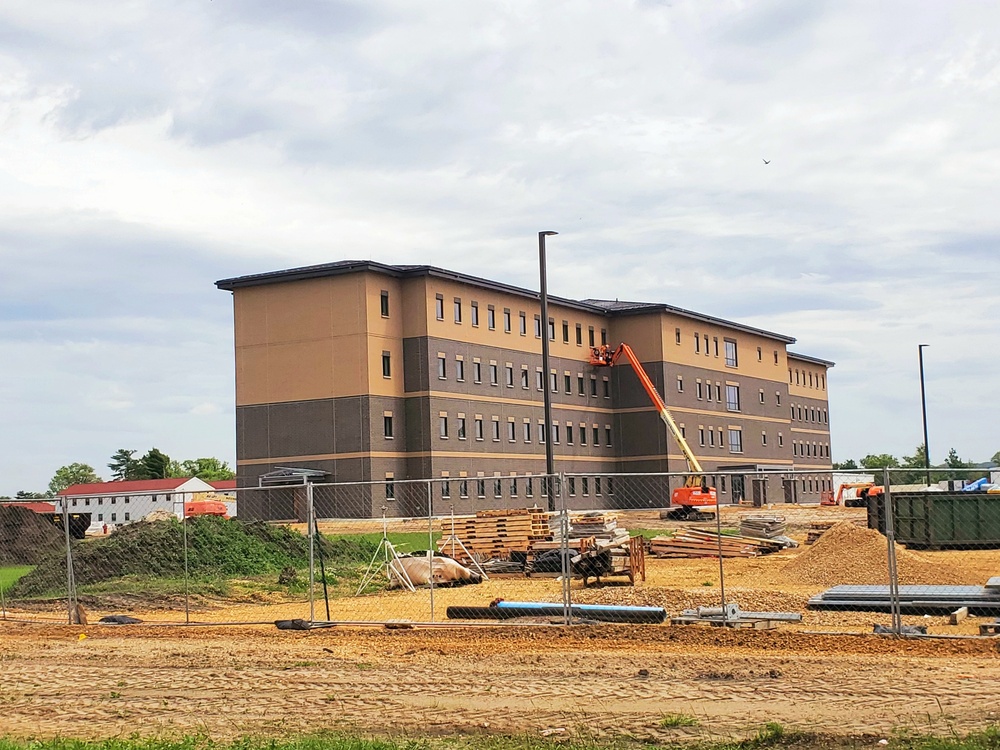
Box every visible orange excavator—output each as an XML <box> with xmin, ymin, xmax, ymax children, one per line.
<box><xmin>590</xmin><ymin>343</ymin><xmax>719</xmax><ymax>521</ymax></box>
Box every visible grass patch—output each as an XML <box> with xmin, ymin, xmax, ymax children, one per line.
<box><xmin>322</xmin><ymin>532</ymin><xmax>440</xmax><ymax>556</ymax></box>
<box><xmin>0</xmin><ymin>565</ymin><xmax>33</xmax><ymax>595</ymax></box>
<box><xmin>660</xmin><ymin>713</ymin><xmax>700</xmax><ymax>728</ymax></box>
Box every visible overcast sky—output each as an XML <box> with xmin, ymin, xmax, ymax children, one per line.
<box><xmin>2</xmin><ymin>1</ymin><xmax>998</xmax><ymax>494</ymax></box>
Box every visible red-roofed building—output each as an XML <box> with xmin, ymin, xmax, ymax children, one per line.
<box><xmin>56</xmin><ymin>477</ymin><xmax>237</xmax><ymax>532</ymax></box>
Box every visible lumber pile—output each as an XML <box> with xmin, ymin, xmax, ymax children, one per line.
<box><xmin>437</xmin><ymin>508</ymin><xmax>551</xmax><ymax>562</ymax></box>
<box><xmin>649</xmin><ymin>529</ymin><xmax>786</xmax><ymax>558</ymax></box>
<box><xmin>739</xmin><ymin>515</ymin><xmax>787</xmax><ymax>539</ymax></box>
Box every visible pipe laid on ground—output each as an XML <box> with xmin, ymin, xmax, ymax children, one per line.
<box><xmin>446</xmin><ymin>601</ymin><xmax>667</xmax><ymax>624</ymax></box>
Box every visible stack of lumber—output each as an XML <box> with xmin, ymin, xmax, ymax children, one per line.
<box><xmin>568</xmin><ymin>512</ymin><xmax>620</xmax><ymax>538</ymax></box>
<box><xmin>437</xmin><ymin>508</ymin><xmax>551</xmax><ymax>562</ymax></box>
<box><xmin>739</xmin><ymin>515</ymin><xmax>787</xmax><ymax>539</ymax></box>
<box><xmin>649</xmin><ymin>529</ymin><xmax>786</xmax><ymax>558</ymax></box>
<box><xmin>806</xmin><ymin>521</ymin><xmax>836</xmax><ymax>544</ymax></box>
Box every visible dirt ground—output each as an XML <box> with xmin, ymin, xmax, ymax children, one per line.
<box><xmin>3</xmin><ymin>621</ymin><xmax>1000</xmax><ymax>743</ymax></box>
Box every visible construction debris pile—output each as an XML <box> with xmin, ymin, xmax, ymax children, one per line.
<box><xmin>437</xmin><ymin>508</ymin><xmax>550</xmax><ymax>564</ymax></box>
<box><xmin>529</xmin><ymin>512</ymin><xmax>645</xmax><ymax>584</ymax></box>
<box><xmin>649</xmin><ymin>528</ymin><xmax>788</xmax><ymax>558</ymax></box>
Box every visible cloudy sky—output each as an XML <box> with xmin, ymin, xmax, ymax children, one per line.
<box><xmin>2</xmin><ymin>1</ymin><xmax>998</xmax><ymax>494</ymax></box>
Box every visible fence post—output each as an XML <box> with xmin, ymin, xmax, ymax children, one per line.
<box><xmin>307</xmin><ymin>483</ymin><xmax>315</xmax><ymax>623</ymax></box>
<box><xmin>714</xmin><ymin>490</ymin><xmax>728</xmax><ymax>622</ymax></box>
<box><xmin>882</xmin><ymin>467</ymin><xmax>901</xmax><ymax>635</ymax></box>
<box><xmin>62</xmin><ymin>498</ymin><xmax>76</xmax><ymax>625</ymax></box>
<box><xmin>182</xmin><ymin>494</ymin><xmax>190</xmax><ymax>625</ymax></box>
<box><xmin>427</xmin><ymin>479</ymin><xmax>435</xmax><ymax>623</ymax></box>
<box><xmin>559</xmin><ymin>473</ymin><xmax>571</xmax><ymax>625</ymax></box>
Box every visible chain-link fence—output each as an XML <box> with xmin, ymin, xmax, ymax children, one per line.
<box><xmin>3</xmin><ymin>466</ymin><xmax>998</xmax><ymax>634</ymax></box>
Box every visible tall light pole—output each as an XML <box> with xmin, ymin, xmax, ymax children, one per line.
<box><xmin>918</xmin><ymin>344</ymin><xmax>931</xmax><ymax>487</ymax></box>
<box><xmin>539</xmin><ymin>230</ymin><xmax>558</xmax><ymax>510</ymax></box>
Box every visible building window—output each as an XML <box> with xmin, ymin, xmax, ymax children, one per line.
<box><xmin>473</xmin><ymin>361</ymin><xmax>482</xmax><ymax>383</ymax></box>
<box><xmin>521</xmin><ymin>368</ymin><xmax>529</xmax><ymax>388</ymax></box>
<box><xmin>593</xmin><ymin>426</ymin><xmax>600</xmax><ymax>446</ymax></box>
<box><xmin>439</xmin><ymin>416</ymin><xmax>448</xmax><ymax>438</ymax></box>
<box><xmin>475</xmin><ymin>418</ymin><xmax>484</xmax><ymax>441</ymax></box>
<box><xmin>728</xmin><ymin>429</ymin><xmax>743</xmax><ymax>453</ymax></box>
<box><xmin>713</xmin><ymin>337</ymin><xmax>719</xmax><ymax>357</ymax></box>
<box><xmin>566</xmin><ymin>425</ymin><xmax>574</xmax><ymax>444</ymax></box>
<box><xmin>595</xmin><ymin>477</ymin><xmax>602</xmax><ymax>495</ymax></box>
<box><xmin>726</xmin><ymin>384</ymin><xmax>740</xmax><ymax>412</ymax></box>
<box><xmin>490</xmin><ymin>363</ymin><xmax>499</xmax><ymax>385</ymax></box>
<box><xmin>695</xmin><ymin>332</ymin><xmax>700</xmax><ymax>353</ymax></box>
<box><xmin>124</xmin><ymin>512</ymin><xmax>130</xmax><ymax>521</ymax></box>
<box><xmin>460</xmin><ymin>480</ymin><xmax>468</xmax><ymax>498</ymax></box>
<box><xmin>704</xmin><ymin>334</ymin><xmax>709</xmax><ymax>354</ymax></box>
<box><xmin>441</xmin><ymin>480</ymin><xmax>451</xmax><ymax>499</ymax></box>
<box><xmin>775</xmin><ymin>391</ymin><xmax>781</xmax><ymax>406</ymax></box>
<box><xmin>435</xmin><ymin>295</ymin><xmax>444</xmax><ymax>320</ymax></box>
<box><xmin>437</xmin><ymin>356</ymin><xmax>446</xmax><ymax>379</ymax></box>
<box><xmin>477</xmin><ymin>479</ymin><xmax>486</xmax><ymax>498</ymax></box>
<box><xmin>562</xmin><ymin>321</ymin><xmax>569</xmax><ymax>343</ymax></box>
<box><xmin>539</xmin><ymin>423</ymin><xmax>547</xmax><ymax>444</ymax></box>
<box><xmin>510</xmin><ymin>476</ymin><xmax>518</xmax><ymax>496</ymax></box>
<box><xmin>774</xmin><ymin>350</ymin><xmax>779</xmax><ymax>365</ymax></box>
<box><xmin>507</xmin><ymin>420</ymin><xmax>516</xmax><ymax>441</ymax></box>
<box><xmin>471</xmin><ymin>301</ymin><xmax>479</xmax><ymax>326</ymax></box>
<box><xmin>550</xmin><ymin>372</ymin><xmax>558</xmax><ymax>393</ymax></box>
<box><xmin>590</xmin><ymin>376</ymin><xmax>597</xmax><ymax>397</ymax></box>
<box><xmin>706</xmin><ymin>383</ymin><xmax>713</xmax><ymax>402</ymax></box>
<box><xmin>568</xmin><ymin>477</ymin><xmax>576</xmax><ymax>496</ymax></box>
<box><xmin>487</xmin><ymin>305</ymin><xmax>496</xmax><ymax>330</ymax></box>
<box><xmin>381</xmin><ymin>351</ymin><xmax>391</xmax><ymax>378</ymax></box>
<box><xmin>761</xmin><ymin>431</ymin><xmax>767</xmax><ymax>446</ymax></box>
<box><xmin>503</xmin><ymin>308</ymin><xmax>511</xmax><ymax>332</ymax></box>
<box><xmin>453</xmin><ymin>298</ymin><xmax>462</xmax><ymax>323</ymax></box>
<box><xmin>536</xmin><ymin>369</ymin><xmax>543</xmax><ymax>390</ymax></box>
<box><xmin>380</xmin><ymin>290</ymin><xmax>389</xmax><ymax>317</ymax></box>
<box><xmin>588</xmin><ymin>327</ymin><xmax>595</xmax><ymax>347</ymax></box>
<box><xmin>576</xmin><ymin>323</ymin><xmax>582</xmax><ymax>345</ymax></box>
<box><xmin>709</xmin><ymin>428</ymin><xmax>715</xmax><ymax>447</ymax></box>
<box><xmin>523</xmin><ymin>422</ymin><xmax>531</xmax><ymax>442</ymax></box>
<box><xmin>519</xmin><ymin>312</ymin><xmax>527</xmax><ymax>335</ymax></box>
<box><xmin>534</xmin><ymin>315</ymin><xmax>542</xmax><ymax>337</ymax></box>
<box><xmin>675</xmin><ymin>327</ymin><xmax>681</xmax><ymax>345</ymax></box>
<box><xmin>578</xmin><ymin>375</ymin><xmax>585</xmax><ymax>395</ymax></box>
<box><xmin>551</xmin><ymin>424</ymin><xmax>560</xmax><ymax>444</ymax></box>
<box><xmin>601</xmin><ymin>328</ymin><xmax>607</xmax><ymax>346</ymax></box>
<box><xmin>494</xmin><ymin>478</ymin><xmax>502</xmax><ymax>498</ymax></box>
<box><xmin>698</xmin><ymin>427</ymin><xmax>705</xmax><ymax>447</ymax></box>
<box><xmin>677</xmin><ymin>376</ymin><xmax>683</xmax><ymax>392</ymax></box>
<box><xmin>383</xmin><ymin>414</ymin><xmax>393</xmax><ymax>438</ymax></box>
<box><xmin>724</xmin><ymin>339</ymin><xmax>738</xmax><ymax>367</ymax></box>
<box><xmin>696</xmin><ymin>381</ymin><xmax>703</xmax><ymax>400</ymax></box>
<box><xmin>778</xmin><ymin>433</ymin><xmax>783</xmax><ymax>447</ymax></box>
<box><xmin>505</xmin><ymin>365</ymin><xmax>514</xmax><ymax>387</ymax></box>
<box><xmin>564</xmin><ymin>374</ymin><xmax>572</xmax><ymax>394</ymax></box>
<box><xmin>580</xmin><ymin>424</ymin><xmax>588</xmax><ymax>445</ymax></box>
<box><xmin>547</xmin><ymin>318</ymin><xmax>555</xmax><ymax>341</ymax></box>
<box><xmin>526</xmin><ymin>477</ymin><xmax>534</xmax><ymax>497</ymax></box>
<box><xmin>716</xmin><ymin>384</ymin><xmax>722</xmax><ymax>402</ymax></box>
<box><xmin>492</xmin><ymin>418</ymin><xmax>501</xmax><ymax>441</ymax></box>
<box><xmin>605</xmin><ymin>427</ymin><xmax>612</xmax><ymax>447</ymax></box>
<box><xmin>759</xmin><ymin>389</ymin><xmax>765</xmax><ymax>404</ymax></box>
<box><xmin>603</xmin><ymin>378</ymin><xmax>610</xmax><ymax>398</ymax></box>
<box><xmin>457</xmin><ymin>416</ymin><xmax>467</xmax><ymax>440</ymax></box>
<box><xmin>385</xmin><ymin>476</ymin><xmax>395</xmax><ymax>500</ymax></box>
<box><xmin>456</xmin><ymin>359</ymin><xmax>465</xmax><ymax>381</ymax></box>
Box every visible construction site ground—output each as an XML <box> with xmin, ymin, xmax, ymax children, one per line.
<box><xmin>4</xmin><ymin>504</ymin><xmax>1000</xmax><ymax>744</ymax></box>
<box><xmin>3</xmin><ymin>621</ymin><xmax>1000</xmax><ymax>744</ymax></box>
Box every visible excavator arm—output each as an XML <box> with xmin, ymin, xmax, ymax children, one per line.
<box><xmin>591</xmin><ymin>344</ymin><xmax>717</xmax><ymax>518</ymax></box>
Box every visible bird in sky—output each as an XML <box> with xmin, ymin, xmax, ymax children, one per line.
<box><xmin>762</xmin><ymin>159</ymin><xmax>770</xmax><ymax>164</ymax></box>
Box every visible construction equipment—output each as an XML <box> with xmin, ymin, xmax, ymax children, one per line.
<box><xmin>822</xmin><ymin>482</ymin><xmax>876</xmax><ymax>507</ymax></box>
<box><xmin>590</xmin><ymin>343</ymin><xmax>718</xmax><ymax>520</ymax></box>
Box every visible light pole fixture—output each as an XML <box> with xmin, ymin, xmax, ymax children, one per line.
<box><xmin>918</xmin><ymin>344</ymin><xmax>931</xmax><ymax>487</ymax></box>
<box><xmin>539</xmin><ymin>230</ymin><xmax>558</xmax><ymax>510</ymax></box>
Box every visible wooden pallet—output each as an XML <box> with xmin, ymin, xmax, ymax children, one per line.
<box><xmin>650</xmin><ymin>529</ymin><xmax>784</xmax><ymax>558</ymax></box>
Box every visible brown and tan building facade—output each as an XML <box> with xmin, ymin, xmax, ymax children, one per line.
<box><xmin>216</xmin><ymin>261</ymin><xmax>834</xmax><ymax>516</ymax></box>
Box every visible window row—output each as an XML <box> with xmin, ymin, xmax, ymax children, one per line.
<box><xmin>432</xmin><ymin>293</ymin><xmax>608</xmax><ymax>347</ymax></box>
<box><xmin>686</xmin><ymin>332</ymin><xmax>742</xmax><ymax>368</ymax></box>
<box><xmin>429</xmin><ymin>474</ymin><xmax>621</xmax><ymax>501</ymax></box>
<box><xmin>435</xmin><ymin>354</ymin><xmax>611</xmax><ymax>398</ymax></box>
<box><xmin>793</xmin><ymin>441</ymin><xmax>830</xmax><ymax>459</ymax></box>
<box><xmin>432</xmin><ymin>413</ymin><xmax>614</xmax><ymax>447</ymax></box>
<box><xmin>790</xmin><ymin>367</ymin><xmax>826</xmax><ymax>390</ymax></box>
<box><xmin>790</xmin><ymin>404</ymin><xmax>828</xmax><ymax>424</ymax></box>
<box><xmin>69</xmin><ymin>495</ymin><xmax>164</xmax><ymax>507</ymax></box>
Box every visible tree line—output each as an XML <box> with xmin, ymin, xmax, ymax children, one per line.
<box><xmin>833</xmin><ymin>444</ymin><xmax>998</xmax><ymax>484</ymax></box>
<box><xmin>3</xmin><ymin>448</ymin><xmax>235</xmax><ymax>499</ymax></box>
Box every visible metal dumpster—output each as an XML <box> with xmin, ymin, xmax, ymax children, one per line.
<box><xmin>868</xmin><ymin>491</ymin><xmax>1000</xmax><ymax>549</ymax></box>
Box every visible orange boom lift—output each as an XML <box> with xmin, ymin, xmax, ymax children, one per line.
<box><xmin>590</xmin><ymin>343</ymin><xmax>719</xmax><ymax>521</ymax></box>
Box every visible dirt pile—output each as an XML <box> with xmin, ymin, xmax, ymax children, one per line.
<box><xmin>0</xmin><ymin>506</ymin><xmax>63</xmax><ymax>565</ymax></box>
<box><xmin>573</xmin><ymin>585</ymin><xmax>807</xmax><ymax>613</ymax></box>
<box><xmin>775</xmin><ymin>522</ymin><xmax>973</xmax><ymax>586</ymax></box>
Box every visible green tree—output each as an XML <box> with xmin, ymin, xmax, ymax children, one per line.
<box><xmin>136</xmin><ymin>448</ymin><xmax>171</xmax><ymax>480</ymax></box>
<box><xmin>945</xmin><ymin>448</ymin><xmax>970</xmax><ymax>469</ymax></box>
<box><xmin>833</xmin><ymin>458</ymin><xmax>858</xmax><ymax>470</ymax></box>
<box><xmin>859</xmin><ymin>454</ymin><xmax>900</xmax><ymax>470</ymax></box>
<box><xmin>48</xmin><ymin>463</ymin><xmax>102</xmax><ymax>495</ymax></box>
<box><xmin>992</xmin><ymin>450</ymin><xmax>1000</xmax><ymax>466</ymax></box>
<box><xmin>15</xmin><ymin>490</ymin><xmax>49</xmax><ymax>499</ymax></box>
<box><xmin>180</xmin><ymin>457</ymin><xmax>236</xmax><ymax>481</ymax></box>
<box><xmin>108</xmin><ymin>449</ymin><xmax>141</xmax><ymax>481</ymax></box>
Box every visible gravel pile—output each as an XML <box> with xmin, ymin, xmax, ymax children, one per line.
<box><xmin>775</xmin><ymin>522</ymin><xmax>973</xmax><ymax>586</ymax></box>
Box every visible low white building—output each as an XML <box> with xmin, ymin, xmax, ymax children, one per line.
<box><xmin>56</xmin><ymin>478</ymin><xmax>236</xmax><ymax>533</ymax></box>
